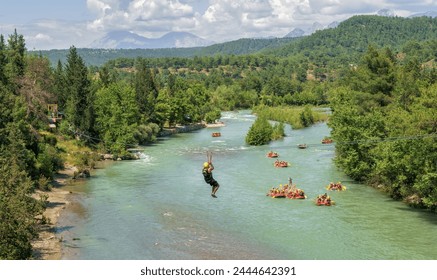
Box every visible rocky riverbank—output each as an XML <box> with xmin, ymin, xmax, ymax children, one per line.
<box><xmin>31</xmin><ymin>166</ymin><xmax>77</xmax><ymax>260</ymax></box>
<box><xmin>158</xmin><ymin>123</ymin><xmax>206</xmax><ymax>137</ymax></box>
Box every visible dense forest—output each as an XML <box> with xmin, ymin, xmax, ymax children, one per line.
<box><xmin>1</xmin><ymin>15</ymin><xmax>437</xmax><ymax>259</ymax></box>
<box><xmin>33</xmin><ymin>37</ymin><xmax>297</xmax><ymax>67</ymax></box>
<box><xmin>328</xmin><ymin>46</ymin><xmax>437</xmax><ymax>209</ymax></box>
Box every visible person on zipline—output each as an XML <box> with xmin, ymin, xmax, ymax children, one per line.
<box><xmin>202</xmin><ymin>151</ymin><xmax>220</xmax><ymax>198</ymax></box>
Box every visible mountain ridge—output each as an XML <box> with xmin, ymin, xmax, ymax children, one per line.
<box><xmin>88</xmin><ymin>9</ymin><xmax>436</xmax><ymax>50</ymax></box>
<box><xmin>89</xmin><ymin>31</ymin><xmax>214</xmax><ymax>49</ymax></box>
<box><xmin>32</xmin><ymin>13</ymin><xmax>437</xmax><ymax>66</ymax></box>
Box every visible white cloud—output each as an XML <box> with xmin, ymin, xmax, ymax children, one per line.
<box><xmin>87</xmin><ymin>0</ymin><xmax>112</xmax><ymax>17</ymax></box>
<box><xmin>86</xmin><ymin>0</ymin><xmax>197</xmax><ymax>34</ymax></box>
<box><xmin>34</xmin><ymin>33</ymin><xmax>52</xmax><ymax>41</ymax></box>
<box><xmin>2</xmin><ymin>0</ymin><xmax>435</xmax><ymax>49</ymax></box>
<box><xmin>10</xmin><ymin>19</ymin><xmax>101</xmax><ymax>50</ymax></box>
<box><xmin>130</xmin><ymin>0</ymin><xmax>194</xmax><ymax>20</ymax></box>
<box><xmin>79</xmin><ymin>0</ymin><xmax>437</xmax><ymax>44</ymax></box>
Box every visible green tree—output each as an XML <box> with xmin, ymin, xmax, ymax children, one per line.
<box><xmin>0</xmin><ymin>35</ymin><xmax>7</xmax><ymax>85</ymax></box>
<box><xmin>64</xmin><ymin>46</ymin><xmax>95</xmax><ymax>140</ymax></box>
<box><xmin>271</xmin><ymin>122</ymin><xmax>285</xmax><ymax>140</ymax></box>
<box><xmin>6</xmin><ymin>29</ymin><xmax>26</xmax><ymax>78</ymax></box>
<box><xmin>135</xmin><ymin>60</ymin><xmax>158</xmax><ymax>122</ymax></box>
<box><xmin>0</xmin><ymin>75</ymin><xmax>45</xmax><ymax>259</ymax></box>
<box><xmin>95</xmin><ymin>82</ymin><xmax>140</xmax><ymax>154</ymax></box>
<box><xmin>299</xmin><ymin>105</ymin><xmax>315</xmax><ymax>127</ymax></box>
<box><xmin>0</xmin><ymin>158</ymin><xmax>45</xmax><ymax>259</ymax></box>
<box><xmin>53</xmin><ymin>60</ymin><xmax>67</xmax><ymax>111</ymax></box>
<box><xmin>153</xmin><ymin>88</ymin><xmax>172</xmax><ymax>128</ymax></box>
<box><xmin>245</xmin><ymin>117</ymin><xmax>273</xmax><ymax>146</ymax></box>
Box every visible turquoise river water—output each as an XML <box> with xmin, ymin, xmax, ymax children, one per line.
<box><xmin>58</xmin><ymin>111</ymin><xmax>437</xmax><ymax>260</ymax></box>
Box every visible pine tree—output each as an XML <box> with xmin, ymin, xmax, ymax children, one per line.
<box><xmin>0</xmin><ymin>35</ymin><xmax>7</xmax><ymax>85</ymax></box>
<box><xmin>7</xmin><ymin>29</ymin><xmax>26</xmax><ymax>78</ymax></box>
<box><xmin>64</xmin><ymin>46</ymin><xmax>95</xmax><ymax>140</ymax></box>
<box><xmin>53</xmin><ymin>60</ymin><xmax>67</xmax><ymax>111</ymax></box>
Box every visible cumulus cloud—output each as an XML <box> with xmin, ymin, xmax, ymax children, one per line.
<box><xmin>86</xmin><ymin>0</ymin><xmax>197</xmax><ymax>35</ymax></box>
<box><xmin>82</xmin><ymin>0</ymin><xmax>437</xmax><ymax>43</ymax></box>
<box><xmin>10</xmin><ymin>19</ymin><xmax>100</xmax><ymax>50</ymax></box>
<box><xmin>4</xmin><ymin>0</ymin><xmax>436</xmax><ymax>49</ymax></box>
<box><xmin>130</xmin><ymin>0</ymin><xmax>194</xmax><ymax>20</ymax></box>
<box><xmin>87</xmin><ymin>0</ymin><xmax>113</xmax><ymax>17</ymax></box>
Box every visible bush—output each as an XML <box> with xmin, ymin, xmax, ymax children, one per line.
<box><xmin>299</xmin><ymin>105</ymin><xmax>315</xmax><ymax>127</ymax></box>
<box><xmin>272</xmin><ymin>122</ymin><xmax>285</xmax><ymax>140</ymax></box>
<box><xmin>252</xmin><ymin>105</ymin><xmax>327</xmax><ymax>129</ymax></box>
<box><xmin>36</xmin><ymin>144</ymin><xmax>64</xmax><ymax>180</ymax></box>
<box><xmin>204</xmin><ymin>109</ymin><xmax>221</xmax><ymax>124</ymax></box>
<box><xmin>134</xmin><ymin>123</ymin><xmax>160</xmax><ymax>144</ymax></box>
<box><xmin>245</xmin><ymin>117</ymin><xmax>273</xmax><ymax>145</ymax></box>
<box><xmin>42</xmin><ymin>133</ymin><xmax>57</xmax><ymax>146</ymax></box>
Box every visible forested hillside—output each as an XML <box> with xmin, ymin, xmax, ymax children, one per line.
<box><xmin>267</xmin><ymin>15</ymin><xmax>437</xmax><ymax>68</ymax></box>
<box><xmin>32</xmin><ymin>15</ymin><xmax>436</xmax><ymax>67</ymax></box>
<box><xmin>33</xmin><ymin>37</ymin><xmax>297</xmax><ymax>67</ymax></box>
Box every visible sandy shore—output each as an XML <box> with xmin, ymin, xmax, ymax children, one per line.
<box><xmin>205</xmin><ymin>122</ymin><xmax>225</xmax><ymax>128</ymax></box>
<box><xmin>31</xmin><ymin>167</ymin><xmax>76</xmax><ymax>260</ymax></box>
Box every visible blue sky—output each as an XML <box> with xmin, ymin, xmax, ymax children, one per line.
<box><xmin>0</xmin><ymin>0</ymin><xmax>436</xmax><ymax>50</ymax></box>
<box><xmin>0</xmin><ymin>0</ymin><xmax>91</xmax><ymax>23</ymax></box>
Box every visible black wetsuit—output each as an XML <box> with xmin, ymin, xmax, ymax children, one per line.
<box><xmin>203</xmin><ymin>168</ymin><xmax>218</xmax><ymax>187</ymax></box>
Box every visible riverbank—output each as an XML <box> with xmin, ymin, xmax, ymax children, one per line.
<box><xmin>32</xmin><ymin>166</ymin><xmax>76</xmax><ymax>260</ymax></box>
<box><xmin>158</xmin><ymin>123</ymin><xmax>206</xmax><ymax>137</ymax></box>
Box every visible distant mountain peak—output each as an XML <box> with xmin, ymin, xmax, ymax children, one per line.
<box><xmin>90</xmin><ymin>30</ymin><xmax>214</xmax><ymax>49</ymax></box>
<box><xmin>284</xmin><ymin>28</ymin><xmax>305</xmax><ymax>38</ymax></box>
<box><xmin>284</xmin><ymin>21</ymin><xmax>337</xmax><ymax>38</ymax></box>
<box><xmin>311</xmin><ymin>22</ymin><xmax>324</xmax><ymax>32</ymax></box>
<box><xmin>408</xmin><ymin>11</ymin><xmax>437</xmax><ymax>18</ymax></box>
<box><xmin>327</xmin><ymin>21</ymin><xmax>340</xmax><ymax>29</ymax></box>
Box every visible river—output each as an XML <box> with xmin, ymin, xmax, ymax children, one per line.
<box><xmin>58</xmin><ymin>111</ymin><xmax>437</xmax><ymax>260</ymax></box>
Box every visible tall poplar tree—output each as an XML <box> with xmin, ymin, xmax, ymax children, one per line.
<box><xmin>134</xmin><ymin>59</ymin><xmax>158</xmax><ymax>122</ymax></box>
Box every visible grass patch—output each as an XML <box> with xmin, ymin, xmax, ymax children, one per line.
<box><xmin>252</xmin><ymin>105</ymin><xmax>329</xmax><ymax>129</ymax></box>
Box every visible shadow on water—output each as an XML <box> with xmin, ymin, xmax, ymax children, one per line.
<box><xmin>395</xmin><ymin>206</ymin><xmax>437</xmax><ymax>225</ymax></box>
<box><xmin>45</xmin><ymin>201</ymin><xmax>66</xmax><ymax>208</ymax></box>
<box><xmin>55</xmin><ymin>225</ymin><xmax>74</xmax><ymax>234</ymax></box>
<box><xmin>145</xmin><ymin>132</ymin><xmax>198</xmax><ymax>147</ymax></box>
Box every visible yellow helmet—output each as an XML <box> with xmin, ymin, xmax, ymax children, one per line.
<box><xmin>203</xmin><ymin>162</ymin><xmax>209</xmax><ymax>168</ymax></box>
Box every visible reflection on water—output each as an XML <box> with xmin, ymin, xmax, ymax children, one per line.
<box><xmin>59</xmin><ymin>111</ymin><xmax>437</xmax><ymax>260</ymax></box>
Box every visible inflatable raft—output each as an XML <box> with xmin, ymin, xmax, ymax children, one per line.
<box><xmin>315</xmin><ymin>194</ymin><xmax>334</xmax><ymax>206</ymax></box>
<box><xmin>326</xmin><ymin>182</ymin><xmax>347</xmax><ymax>191</ymax></box>
<box><xmin>274</xmin><ymin>160</ymin><xmax>290</xmax><ymax>168</ymax></box>
<box><xmin>267</xmin><ymin>151</ymin><xmax>279</xmax><ymax>158</ymax></box>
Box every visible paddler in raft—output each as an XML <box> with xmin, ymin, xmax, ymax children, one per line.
<box><xmin>316</xmin><ymin>193</ymin><xmax>332</xmax><ymax>206</ymax></box>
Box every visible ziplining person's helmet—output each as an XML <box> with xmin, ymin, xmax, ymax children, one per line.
<box><xmin>203</xmin><ymin>162</ymin><xmax>209</xmax><ymax>168</ymax></box>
